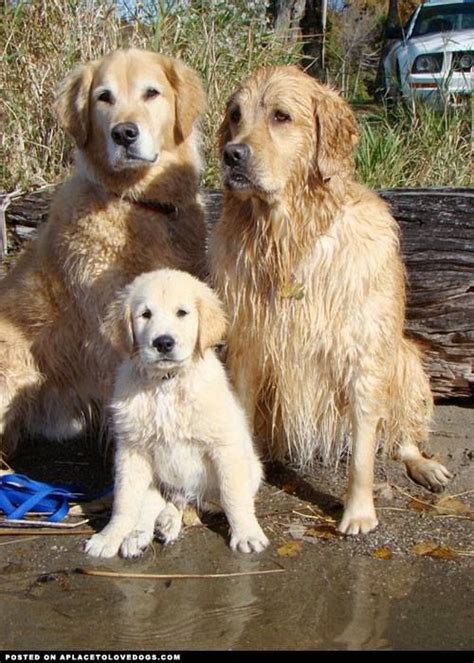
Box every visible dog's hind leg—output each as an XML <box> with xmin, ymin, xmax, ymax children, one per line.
<box><xmin>156</xmin><ymin>502</ymin><xmax>183</xmax><ymax>545</ymax></box>
<box><xmin>391</xmin><ymin>339</ymin><xmax>452</xmax><ymax>492</ymax></box>
<box><xmin>0</xmin><ymin>322</ymin><xmax>43</xmax><ymax>458</ymax></box>
<box><xmin>121</xmin><ymin>486</ymin><xmax>168</xmax><ymax>558</ymax></box>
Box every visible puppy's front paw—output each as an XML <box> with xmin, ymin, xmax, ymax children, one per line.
<box><xmin>156</xmin><ymin>504</ymin><xmax>182</xmax><ymax>545</ymax></box>
<box><xmin>120</xmin><ymin>529</ymin><xmax>153</xmax><ymax>559</ymax></box>
<box><xmin>337</xmin><ymin>503</ymin><xmax>378</xmax><ymax>536</ymax></box>
<box><xmin>230</xmin><ymin>522</ymin><xmax>269</xmax><ymax>553</ymax></box>
<box><xmin>85</xmin><ymin>532</ymin><xmax>122</xmax><ymax>558</ymax></box>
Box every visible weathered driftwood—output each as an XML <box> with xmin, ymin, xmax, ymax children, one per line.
<box><xmin>1</xmin><ymin>187</ymin><xmax>473</xmax><ymax>400</ymax></box>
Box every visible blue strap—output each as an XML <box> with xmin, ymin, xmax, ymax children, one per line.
<box><xmin>0</xmin><ymin>473</ymin><xmax>113</xmax><ymax>523</ymax></box>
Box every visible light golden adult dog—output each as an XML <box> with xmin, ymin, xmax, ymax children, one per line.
<box><xmin>0</xmin><ymin>49</ymin><xmax>206</xmax><ymax>456</ymax></box>
<box><xmin>85</xmin><ymin>269</ymin><xmax>268</xmax><ymax>558</ymax></box>
<box><xmin>209</xmin><ymin>66</ymin><xmax>452</xmax><ymax>535</ymax></box>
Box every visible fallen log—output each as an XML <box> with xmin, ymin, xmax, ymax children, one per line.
<box><xmin>1</xmin><ymin>187</ymin><xmax>473</xmax><ymax>400</ymax></box>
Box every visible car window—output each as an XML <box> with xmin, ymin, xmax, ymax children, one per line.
<box><xmin>412</xmin><ymin>3</ymin><xmax>474</xmax><ymax>36</ymax></box>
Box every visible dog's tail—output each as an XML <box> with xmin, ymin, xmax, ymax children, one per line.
<box><xmin>382</xmin><ymin>337</ymin><xmax>433</xmax><ymax>458</ymax></box>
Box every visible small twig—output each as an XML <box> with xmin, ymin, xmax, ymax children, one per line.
<box><xmin>0</xmin><ymin>536</ymin><xmax>39</xmax><ymax>546</ymax></box>
<box><xmin>0</xmin><ymin>518</ymin><xmax>89</xmax><ymax>529</ymax></box>
<box><xmin>292</xmin><ymin>510</ymin><xmax>336</xmax><ymax>523</ymax></box>
<box><xmin>0</xmin><ymin>528</ymin><xmax>93</xmax><ymax>536</ymax></box>
<box><xmin>393</xmin><ymin>485</ymin><xmax>434</xmax><ymax>509</ymax></box>
<box><xmin>76</xmin><ymin>567</ymin><xmax>285</xmax><ymax>580</ymax></box>
<box><xmin>446</xmin><ymin>490</ymin><xmax>474</xmax><ymax>500</ymax></box>
<box><xmin>432</xmin><ymin>514</ymin><xmax>473</xmax><ymax>520</ymax></box>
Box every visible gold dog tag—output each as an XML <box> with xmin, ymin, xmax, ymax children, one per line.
<box><xmin>280</xmin><ymin>281</ymin><xmax>305</xmax><ymax>300</ymax></box>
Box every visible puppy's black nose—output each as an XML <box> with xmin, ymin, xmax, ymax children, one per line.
<box><xmin>152</xmin><ymin>335</ymin><xmax>175</xmax><ymax>354</ymax></box>
<box><xmin>111</xmin><ymin>122</ymin><xmax>139</xmax><ymax>147</ymax></box>
<box><xmin>223</xmin><ymin>143</ymin><xmax>250</xmax><ymax>167</ymax></box>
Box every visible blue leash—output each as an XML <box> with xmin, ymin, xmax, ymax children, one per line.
<box><xmin>0</xmin><ymin>473</ymin><xmax>113</xmax><ymax>523</ymax></box>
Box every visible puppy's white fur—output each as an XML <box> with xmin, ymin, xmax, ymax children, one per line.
<box><xmin>86</xmin><ymin>269</ymin><xmax>268</xmax><ymax>559</ymax></box>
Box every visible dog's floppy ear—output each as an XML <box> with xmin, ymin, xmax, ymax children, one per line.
<box><xmin>162</xmin><ymin>56</ymin><xmax>207</xmax><ymax>144</ymax></box>
<box><xmin>55</xmin><ymin>62</ymin><xmax>96</xmax><ymax>147</ymax></box>
<box><xmin>196</xmin><ymin>282</ymin><xmax>228</xmax><ymax>357</ymax></box>
<box><xmin>312</xmin><ymin>84</ymin><xmax>359</xmax><ymax>184</ymax></box>
<box><xmin>217</xmin><ymin>94</ymin><xmax>236</xmax><ymax>155</ymax></box>
<box><xmin>102</xmin><ymin>287</ymin><xmax>134</xmax><ymax>357</ymax></box>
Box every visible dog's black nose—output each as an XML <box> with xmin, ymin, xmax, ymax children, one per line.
<box><xmin>152</xmin><ymin>335</ymin><xmax>175</xmax><ymax>354</ymax></box>
<box><xmin>223</xmin><ymin>143</ymin><xmax>250</xmax><ymax>167</ymax></box>
<box><xmin>111</xmin><ymin>122</ymin><xmax>139</xmax><ymax>147</ymax></box>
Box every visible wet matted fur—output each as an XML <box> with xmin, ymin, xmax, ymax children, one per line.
<box><xmin>0</xmin><ymin>48</ymin><xmax>207</xmax><ymax>457</ymax></box>
<box><xmin>209</xmin><ymin>66</ymin><xmax>451</xmax><ymax>535</ymax></box>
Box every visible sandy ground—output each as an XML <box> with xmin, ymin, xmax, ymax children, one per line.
<box><xmin>0</xmin><ymin>403</ymin><xmax>472</xmax><ymax>650</ymax></box>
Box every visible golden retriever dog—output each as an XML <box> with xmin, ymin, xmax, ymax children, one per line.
<box><xmin>85</xmin><ymin>269</ymin><xmax>268</xmax><ymax>558</ymax></box>
<box><xmin>0</xmin><ymin>49</ymin><xmax>206</xmax><ymax>456</ymax></box>
<box><xmin>209</xmin><ymin>66</ymin><xmax>452</xmax><ymax>535</ymax></box>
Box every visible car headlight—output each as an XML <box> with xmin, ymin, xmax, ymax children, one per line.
<box><xmin>453</xmin><ymin>52</ymin><xmax>473</xmax><ymax>71</ymax></box>
<box><xmin>412</xmin><ymin>54</ymin><xmax>443</xmax><ymax>73</ymax></box>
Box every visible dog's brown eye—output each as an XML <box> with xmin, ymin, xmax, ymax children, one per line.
<box><xmin>230</xmin><ymin>107</ymin><xmax>241</xmax><ymax>124</ymax></box>
<box><xmin>176</xmin><ymin>309</ymin><xmax>189</xmax><ymax>318</ymax></box>
<box><xmin>274</xmin><ymin>110</ymin><xmax>291</xmax><ymax>123</ymax></box>
<box><xmin>145</xmin><ymin>87</ymin><xmax>160</xmax><ymax>100</ymax></box>
<box><xmin>142</xmin><ymin>308</ymin><xmax>152</xmax><ymax>319</ymax></box>
<box><xmin>97</xmin><ymin>90</ymin><xmax>114</xmax><ymax>104</ymax></box>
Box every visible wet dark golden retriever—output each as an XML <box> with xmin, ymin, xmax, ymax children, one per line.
<box><xmin>210</xmin><ymin>66</ymin><xmax>451</xmax><ymax>535</ymax></box>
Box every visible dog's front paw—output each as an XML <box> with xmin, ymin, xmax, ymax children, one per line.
<box><xmin>85</xmin><ymin>532</ymin><xmax>122</xmax><ymax>558</ymax></box>
<box><xmin>120</xmin><ymin>529</ymin><xmax>154</xmax><ymax>559</ymax></box>
<box><xmin>337</xmin><ymin>503</ymin><xmax>378</xmax><ymax>536</ymax></box>
<box><xmin>405</xmin><ymin>457</ymin><xmax>452</xmax><ymax>493</ymax></box>
<box><xmin>230</xmin><ymin>522</ymin><xmax>269</xmax><ymax>553</ymax></box>
<box><xmin>156</xmin><ymin>504</ymin><xmax>182</xmax><ymax>545</ymax></box>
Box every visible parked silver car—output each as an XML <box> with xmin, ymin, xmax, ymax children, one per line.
<box><xmin>383</xmin><ymin>0</ymin><xmax>474</xmax><ymax>105</ymax></box>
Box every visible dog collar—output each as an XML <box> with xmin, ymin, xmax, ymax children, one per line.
<box><xmin>113</xmin><ymin>193</ymin><xmax>178</xmax><ymax>218</ymax></box>
<box><xmin>130</xmin><ymin>199</ymin><xmax>178</xmax><ymax>217</ymax></box>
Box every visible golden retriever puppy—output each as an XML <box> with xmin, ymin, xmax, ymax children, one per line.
<box><xmin>0</xmin><ymin>49</ymin><xmax>206</xmax><ymax>456</ymax></box>
<box><xmin>85</xmin><ymin>269</ymin><xmax>268</xmax><ymax>558</ymax></box>
<box><xmin>209</xmin><ymin>66</ymin><xmax>452</xmax><ymax>535</ymax></box>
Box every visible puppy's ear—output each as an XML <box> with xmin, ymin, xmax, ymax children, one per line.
<box><xmin>196</xmin><ymin>283</ymin><xmax>228</xmax><ymax>357</ymax></box>
<box><xmin>55</xmin><ymin>63</ymin><xmax>95</xmax><ymax>147</ymax></box>
<box><xmin>163</xmin><ymin>57</ymin><xmax>207</xmax><ymax>143</ymax></box>
<box><xmin>102</xmin><ymin>288</ymin><xmax>134</xmax><ymax>357</ymax></box>
<box><xmin>312</xmin><ymin>84</ymin><xmax>359</xmax><ymax>185</ymax></box>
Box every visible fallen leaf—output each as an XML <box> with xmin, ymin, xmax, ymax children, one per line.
<box><xmin>411</xmin><ymin>541</ymin><xmax>439</xmax><ymax>555</ymax></box>
<box><xmin>372</xmin><ymin>547</ymin><xmax>392</xmax><ymax>560</ymax></box>
<box><xmin>411</xmin><ymin>541</ymin><xmax>458</xmax><ymax>560</ymax></box>
<box><xmin>304</xmin><ymin>526</ymin><xmax>337</xmax><ymax>541</ymax></box>
<box><xmin>435</xmin><ymin>495</ymin><xmax>474</xmax><ymax>516</ymax></box>
<box><xmin>277</xmin><ymin>541</ymin><xmax>303</xmax><ymax>558</ymax></box>
<box><xmin>183</xmin><ymin>505</ymin><xmax>202</xmax><ymax>527</ymax></box>
<box><xmin>428</xmin><ymin>547</ymin><xmax>458</xmax><ymax>560</ymax></box>
<box><xmin>281</xmin><ymin>482</ymin><xmax>298</xmax><ymax>495</ymax></box>
<box><xmin>408</xmin><ymin>499</ymin><xmax>431</xmax><ymax>512</ymax></box>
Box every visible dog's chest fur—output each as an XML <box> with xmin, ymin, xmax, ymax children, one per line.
<box><xmin>112</xmin><ymin>369</ymin><xmax>213</xmax><ymax>499</ymax></box>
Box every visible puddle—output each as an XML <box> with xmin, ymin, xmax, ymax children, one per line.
<box><xmin>0</xmin><ymin>526</ymin><xmax>472</xmax><ymax>650</ymax></box>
